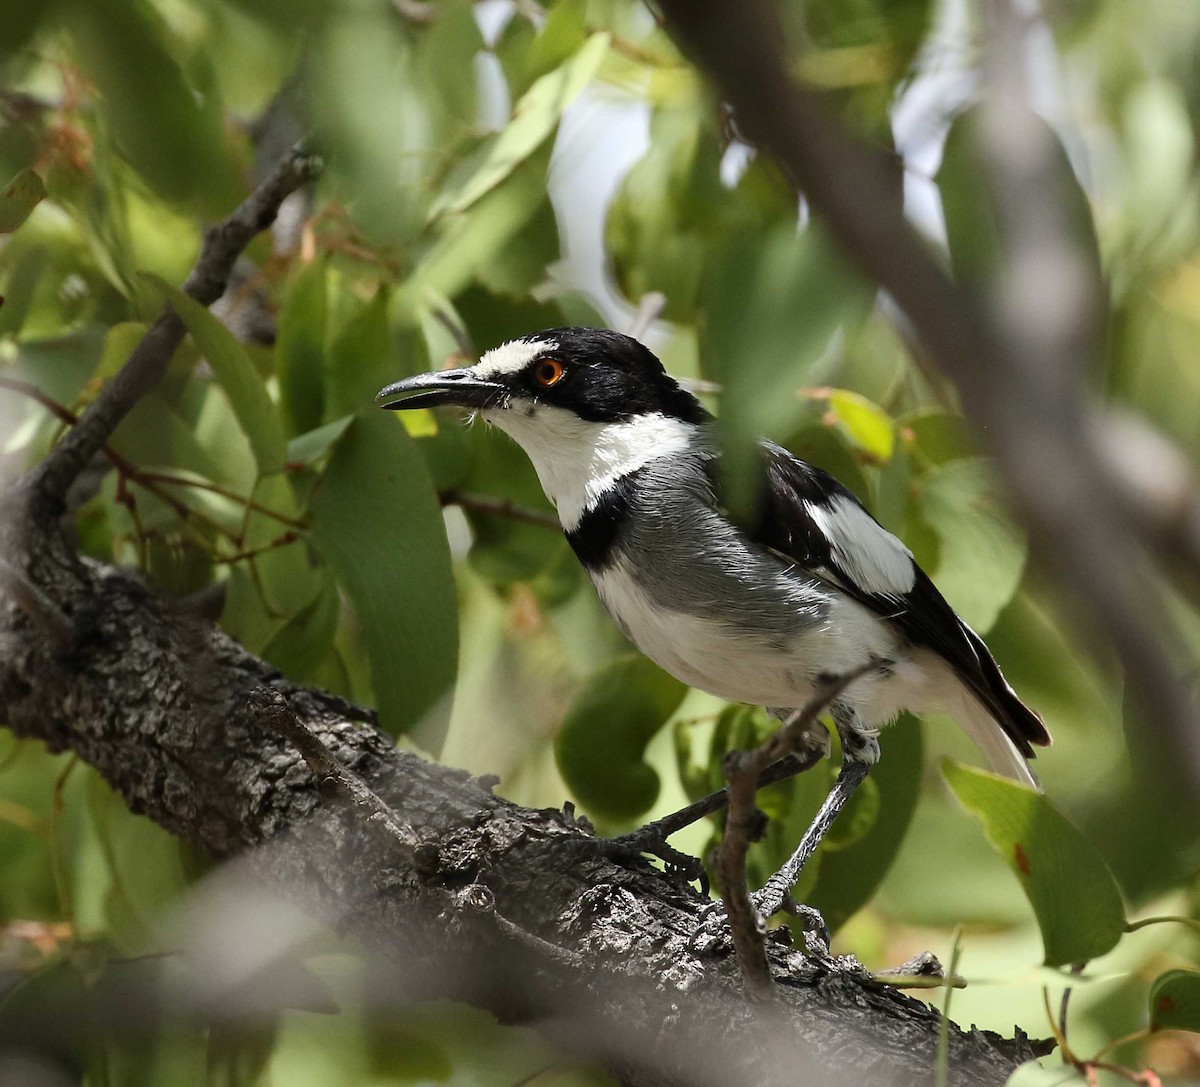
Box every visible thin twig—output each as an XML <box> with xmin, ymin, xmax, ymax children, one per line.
<box><xmin>135</xmin><ymin>471</ymin><xmax>307</xmax><ymax>529</ymax></box>
<box><xmin>872</xmin><ymin>974</ymin><xmax>966</xmax><ymax>991</ymax></box>
<box><xmin>715</xmin><ymin>661</ymin><xmax>875</xmax><ymax>1001</ymax></box>
<box><xmin>1084</xmin><ymin>1062</ymin><xmax>1162</xmax><ymax>1087</ymax></box>
<box><xmin>213</xmin><ymin>531</ymin><xmax>301</xmax><ymax>565</ymax></box>
<box><xmin>0</xmin><ymin>376</ymin><xmax>81</xmax><ymax>431</ymax></box>
<box><xmin>246</xmin><ymin>686</ymin><xmax>420</xmax><ymax>855</ymax></box>
<box><xmin>31</xmin><ymin>146</ymin><xmax>322</xmax><ymax>507</ymax></box>
<box><xmin>626</xmin><ymin>292</ymin><xmax>666</xmax><ymax>341</ymax></box>
<box><xmin>716</xmin><ymin>747</ymin><xmax>774</xmax><ymax>1001</ymax></box>
<box><xmin>442</xmin><ymin>490</ymin><xmax>560</xmax><ymax>530</ymax></box>
<box><xmin>1</xmin><ymin>377</ymin><xmax>305</xmax><ymax>534</ymax></box>
<box><xmin>494</xmin><ymin>911</ymin><xmax>587</xmax><ymax>970</ymax></box>
<box><xmin>0</xmin><ymin>558</ymin><xmax>76</xmax><ymax>651</ymax></box>
<box><xmin>1059</xmin><ymin>962</ymin><xmax>1085</xmax><ymax>1050</ymax></box>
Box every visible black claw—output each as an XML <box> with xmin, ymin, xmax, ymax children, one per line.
<box><xmin>689</xmin><ymin>895</ymin><xmax>831</xmax><ymax>957</ymax></box>
<box><xmin>788</xmin><ymin>903</ymin><xmax>830</xmax><ymax>949</ymax></box>
<box><xmin>561</xmin><ymin>826</ymin><xmax>708</xmax><ymax>891</ymax></box>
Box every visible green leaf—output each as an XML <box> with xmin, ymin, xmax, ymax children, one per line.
<box><xmin>145</xmin><ymin>275</ymin><xmax>287</xmax><ymax>476</ymax></box>
<box><xmin>606</xmin><ymin>104</ymin><xmax>795</xmax><ymax>322</ymax></box>
<box><xmin>0</xmin><ymin>245</ymin><xmax>47</xmax><ymax>338</ymax></box>
<box><xmin>431</xmin><ymin>33</ymin><xmax>610</xmax><ymax>217</ymax></box>
<box><xmin>939</xmin><ymin>106</ymin><xmax>1102</xmax><ymax>303</ymax></box>
<box><xmin>86</xmin><ymin>771</ymin><xmax>189</xmax><ymax>953</ymax></box>
<box><xmin>460</xmin><ymin>426</ymin><xmax>564</xmax><ymax>583</ymax></box>
<box><xmin>555</xmin><ymin>656</ymin><xmax>688</xmax><ymax>823</ymax></box>
<box><xmin>110</xmin><ymin>393</ymin><xmax>236</xmax><ymax>497</ymax></box>
<box><xmin>262</xmin><ymin>572</ymin><xmax>340</xmax><ymax>684</ymax></box>
<box><xmin>605</xmin><ymin>107</ymin><xmax>723</xmax><ymax>322</ymax></box>
<box><xmin>919</xmin><ymin>457</ymin><xmax>1026</xmax><ymax>632</ymax></box>
<box><xmin>809</xmin><ymin>716</ymin><xmax>924</xmax><ymax>934</ymax></box>
<box><xmin>942</xmin><ymin>760</ymin><xmax>1126</xmax><ymax>966</ymax></box>
<box><xmin>399</xmin><ymin>145</ymin><xmax>554</xmax><ymax>315</ymax></box>
<box><xmin>1150</xmin><ymin>969</ymin><xmax>1200</xmax><ymax>1033</ymax></box>
<box><xmin>826</xmin><ymin>388</ymin><xmax>895</xmax><ymax>461</ymax></box>
<box><xmin>703</xmin><ymin>222</ymin><xmax>872</xmax><ymax>513</ymax></box>
<box><xmin>901</xmin><ymin>409</ymin><xmax>977</xmax><ymax>466</ymax></box>
<box><xmin>12</xmin><ymin>326</ymin><xmax>105</xmax><ymax>406</ymax></box>
<box><xmin>475</xmin><ymin>197</ymin><xmax>560</xmax><ymax>297</ymax></box>
<box><xmin>221</xmin><ymin>565</ymin><xmax>285</xmax><ymax>656</ymax></box>
<box><xmin>324</xmin><ymin>286</ymin><xmax>401</xmax><ymax>423</ymax></box>
<box><xmin>502</xmin><ymin>0</ymin><xmax>587</xmax><ymax>95</ymax></box>
<box><xmin>937</xmin><ymin>112</ymin><xmax>1002</xmax><ymax>285</ymax></box>
<box><xmin>97</xmin><ymin>322</ymin><xmax>151</xmax><ymax>381</ymax></box>
<box><xmin>285</xmin><ymin>416</ymin><xmax>354</xmax><ymax>468</ymax></box>
<box><xmin>310</xmin><ymin>413</ymin><xmax>458</xmax><ymax>739</ymax></box>
<box><xmin>0</xmin><ymin>168</ymin><xmax>45</xmax><ymax>234</ymax></box>
<box><xmin>242</xmin><ymin>473</ymin><xmax>321</xmax><ymax>618</ymax></box>
<box><xmin>65</xmin><ymin>0</ymin><xmax>236</xmax><ymax>209</ymax></box>
<box><xmin>277</xmin><ymin>259</ymin><xmax>329</xmax><ymax>436</ymax></box>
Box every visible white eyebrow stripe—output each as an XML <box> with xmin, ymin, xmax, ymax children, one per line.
<box><xmin>474</xmin><ymin>338</ymin><xmax>558</xmax><ymax>379</ymax></box>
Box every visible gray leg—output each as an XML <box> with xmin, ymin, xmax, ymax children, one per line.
<box><xmin>692</xmin><ymin>705</ymin><xmax>880</xmax><ymax>950</ymax></box>
<box><xmin>751</xmin><ymin>708</ymin><xmax>880</xmax><ymax>937</ymax></box>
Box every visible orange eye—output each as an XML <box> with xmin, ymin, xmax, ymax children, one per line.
<box><xmin>534</xmin><ymin>358</ymin><xmax>565</xmax><ymax>387</ymax></box>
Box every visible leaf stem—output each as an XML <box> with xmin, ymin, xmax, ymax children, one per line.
<box><xmin>935</xmin><ymin>925</ymin><xmax>964</xmax><ymax>1087</ymax></box>
<box><xmin>871</xmin><ymin>973</ymin><xmax>967</xmax><ymax>991</ymax></box>
<box><xmin>1091</xmin><ymin>1027</ymin><xmax>1154</xmax><ymax>1063</ymax></box>
<box><xmin>1124</xmin><ymin>915</ymin><xmax>1200</xmax><ymax>937</ymax></box>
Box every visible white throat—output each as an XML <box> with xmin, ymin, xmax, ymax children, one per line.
<box><xmin>481</xmin><ymin>406</ymin><xmax>697</xmax><ymax>530</ymax></box>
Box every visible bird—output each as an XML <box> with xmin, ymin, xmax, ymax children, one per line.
<box><xmin>377</xmin><ymin>326</ymin><xmax>1051</xmax><ymax>934</ymax></box>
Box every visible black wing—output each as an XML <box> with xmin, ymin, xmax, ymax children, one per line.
<box><xmin>740</xmin><ymin>442</ymin><xmax>1050</xmax><ymax>755</ymax></box>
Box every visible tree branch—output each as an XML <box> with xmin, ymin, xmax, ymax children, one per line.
<box><xmin>0</xmin><ymin>544</ymin><xmax>1048</xmax><ymax>1086</ymax></box>
<box><xmin>441</xmin><ymin>489</ymin><xmax>560</xmax><ymax>529</ymax></box>
<box><xmin>29</xmin><ymin>146</ymin><xmax>322</xmax><ymax>510</ymax></box>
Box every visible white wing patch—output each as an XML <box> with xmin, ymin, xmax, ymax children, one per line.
<box><xmin>805</xmin><ymin>496</ymin><xmax>916</xmax><ymax>597</ymax></box>
<box><xmin>475</xmin><ymin>337</ymin><xmax>557</xmax><ymax>379</ymax></box>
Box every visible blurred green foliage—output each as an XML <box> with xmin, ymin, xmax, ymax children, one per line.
<box><xmin>2</xmin><ymin>0</ymin><xmax>1199</xmax><ymax>1084</ymax></box>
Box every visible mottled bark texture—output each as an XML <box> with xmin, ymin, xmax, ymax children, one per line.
<box><xmin>0</xmin><ymin>489</ymin><xmax>1048</xmax><ymax>1087</ymax></box>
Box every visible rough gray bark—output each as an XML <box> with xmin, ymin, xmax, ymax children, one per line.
<box><xmin>0</xmin><ymin>493</ymin><xmax>1048</xmax><ymax>1087</ymax></box>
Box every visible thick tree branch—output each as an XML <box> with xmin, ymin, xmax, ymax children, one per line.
<box><xmin>655</xmin><ymin>0</ymin><xmax>1200</xmax><ymax>802</ymax></box>
<box><xmin>29</xmin><ymin>147</ymin><xmax>322</xmax><ymax>509</ymax></box>
<box><xmin>0</xmin><ymin>543</ymin><xmax>1047</xmax><ymax>1086</ymax></box>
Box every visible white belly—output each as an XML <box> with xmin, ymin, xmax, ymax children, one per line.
<box><xmin>590</xmin><ymin>558</ymin><xmax>937</xmax><ymax>725</ymax></box>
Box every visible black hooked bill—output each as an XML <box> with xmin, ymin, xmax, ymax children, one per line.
<box><xmin>376</xmin><ymin>369</ymin><xmax>504</xmax><ymax>411</ymax></box>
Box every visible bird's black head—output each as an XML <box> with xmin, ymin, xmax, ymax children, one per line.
<box><xmin>376</xmin><ymin>326</ymin><xmax>709</xmax><ymax>425</ymax></box>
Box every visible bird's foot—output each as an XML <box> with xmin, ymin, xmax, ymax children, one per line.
<box><xmin>688</xmin><ymin>884</ymin><xmax>830</xmax><ymax>957</ymax></box>
<box><xmin>561</xmin><ymin>806</ymin><xmax>707</xmax><ymax>889</ymax></box>
<box><xmin>604</xmin><ymin>825</ymin><xmax>708</xmax><ymax>888</ymax></box>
